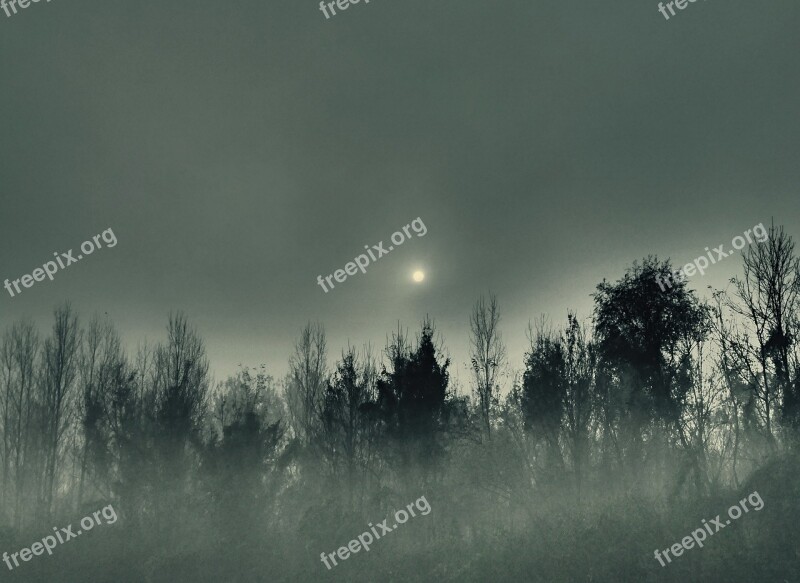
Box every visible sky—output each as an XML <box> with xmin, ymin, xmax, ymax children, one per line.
<box><xmin>2</xmin><ymin>0</ymin><xmax>799</xmax><ymax>388</ymax></box>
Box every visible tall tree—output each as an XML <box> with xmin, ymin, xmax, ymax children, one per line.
<box><xmin>376</xmin><ymin>320</ymin><xmax>451</xmax><ymax>483</ymax></box>
<box><xmin>151</xmin><ymin>313</ymin><xmax>210</xmax><ymax>537</ymax></box>
<box><xmin>285</xmin><ymin>323</ymin><xmax>327</xmax><ymax>446</ymax></box>
<box><xmin>205</xmin><ymin>366</ymin><xmax>285</xmax><ymax>546</ymax></box>
<box><xmin>39</xmin><ymin>303</ymin><xmax>81</xmax><ymax>518</ymax></box>
<box><xmin>593</xmin><ymin>258</ymin><xmax>707</xmax><ymax>477</ymax></box>
<box><xmin>730</xmin><ymin>225</ymin><xmax>800</xmax><ymax>444</ymax></box>
<box><xmin>76</xmin><ymin>316</ymin><xmax>123</xmax><ymax>508</ymax></box>
<box><xmin>320</xmin><ymin>346</ymin><xmax>377</xmax><ymax>508</ymax></box>
<box><xmin>562</xmin><ymin>313</ymin><xmax>595</xmax><ymax>495</ymax></box>
<box><xmin>0</xmin><ymin>321</ymin><xmax>40</xmax><ymax>528</ymax></box>
<box><xmin>521</xmin><ymin>319</ymin><xmax>566</xmax><ymax>478</ymax></box>
<box><xmin>469</xmin><ymin>294</ymin><xmax>506</xmax><ymax>438</ymax></box>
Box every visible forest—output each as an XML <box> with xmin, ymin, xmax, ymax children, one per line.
<box><xmin>1</xmin><ymin>224</ymin><xmax>799</xmax><ymax>582</ymax></box>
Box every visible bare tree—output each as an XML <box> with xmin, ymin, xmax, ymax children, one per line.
<box><xmin>151</xmin><ymin>313</ymin><xmax>210</xmax><ymax>536</ymax></box>
<box><xmin>730</xmin><ymin>224</ymin><xmax>800</xmax><ymax>448</ymax></box>
<box><xmin>0</xmin><ymin>321</ymin><xmax>40</xmax><ymax>528</ymax></box>
<box><xmin>76</xmin><ymin>315</ymin><xmax>123</xmax><ymax>508</ymax></box>
<box><xmin>709</xmin><ymin>289</ymin><xmax>754</xmax><ymax>487</ymax></box>
<box><xmin>285</xmin><ymin>322</ymin><xmax>327</xmax><ymax>445</ymax></box>
<box><xmin>39</xmin><ymin>303</ymin><xmax>81</xmax><ymax>518</ymax></box>
<box><xmin>562</xmin><ymin>313</ymin><xmax>595</xmax><ymax>496</ymax></box>
<box><xmin>469</xmin><ymin>294</ymin><xmax>506</xmax><ymax>438</ymax></box>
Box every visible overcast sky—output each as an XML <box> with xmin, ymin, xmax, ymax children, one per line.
<box><xmin>2</xmin><ymin>0</ymin><xmax>799</xmax><ymax>387</ymax></box>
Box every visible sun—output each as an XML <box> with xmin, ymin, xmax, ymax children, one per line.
<box><xmin>413</xmin><ymin>270</ymin><xmax>425</xmax><ymax>283</ymax></box>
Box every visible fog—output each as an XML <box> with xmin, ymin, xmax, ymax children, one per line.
<box><xmin>1</xmin><ymin>231</ymin><xmax>799</xmax><ymax>581</ymax></box>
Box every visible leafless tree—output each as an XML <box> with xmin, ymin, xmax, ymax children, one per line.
<box><xmin>285</xmin><ymin>322</ymin><xmax>327</xmax><ymax>445</ymax></box>
<box><xmin>0</xmin><ymin>320</ymin><xmax>40</xmax><ymax>528</ymax></box>
<box><xmin>39</xmin><ymin>303</ymin><xmax>81</xmax><ymax>518</ymax></box>
<box><xmin>151</xmin><ymin>313</ymin><xmax>210</xmax><ymax>536</ymax></box>
<box><xmin>729</xmin><ymin>224</ymin><xmax>800</xmax><ymax>448</ymax></box>
<box><xmin>562</xmin><ymin>313</ymin><xmax>595</xmax><ymax>495</ymax></box>
<box><xmin>469</xmin><ymin>294</ymin><xmax>506</xmax><ymax>438</ymax></box>
<box><xmin>76</xmin><ymin>315</ymin><xmax>123</xmax><ymax>508</ymax></box>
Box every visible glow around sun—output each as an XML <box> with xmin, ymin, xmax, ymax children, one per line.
<box><xmin>413</xmin><ymin>270</ymin><xmax>425</xmax><ymax>283</ymax></box>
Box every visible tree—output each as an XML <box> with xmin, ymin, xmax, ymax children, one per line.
<box><xmin>320</xmin><ymin>346</ymin><xmax>376</xmax><ymax>508</ymax></box>
<box><xmin>562</xmin><ymin>313</ymin><xmax>595</xmax><ymax>495</ymax></box>
<box><xmin>0</xmin><ymin>320</ymin><xmax>40</xmax><ymax>528</ymax></box>
<box><xmin>521</xmin><ymin>318</ymin><xmax>566</xmax><ymax>478</ymax></box>
<box><xmin>469</xmin><ymin>294</ymin><xmax>506</xmax><ymax>439</ymax></box>
<box><xmin>205</xmin><ymin>366</ymin><xmax>285</xmax><ymax>545</ymax></box>
<box><xmin>39</xmin><ymin>303</ymin><xmax>81</xmax><ymax>518</ymax></box>
<box><xmin>729</xmin><ymin>225</ymin><xmax>800</xmax><ymax>444</ymax></box>
<box><xmin>376</xmin><ymin>320</ymin><xmax>451</xmax><ymax>483</ymax></box>
<box><xmin>285</xmin><ymin>323</ymin><xmax>327</xmax><ymax>446</ymax></box>
<box><xmin>76</xmin><ymin>316</ymin><xmax>124</xmax><ymax>508</ymax></box>
<box><xmin>593</xmin><ymin>258</ymin><xmax>708</xmax><ymax>480</ymax></box>
<box><xmin>150</xmin><ymin>313</ymin><xmax>210</xmax><ymax>537</ymax></box>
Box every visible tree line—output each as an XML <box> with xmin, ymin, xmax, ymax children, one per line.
<box><xmin>1</xmin><ymin>223</ymin><xmax>799</xmax><ymax>581</ymax></box>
